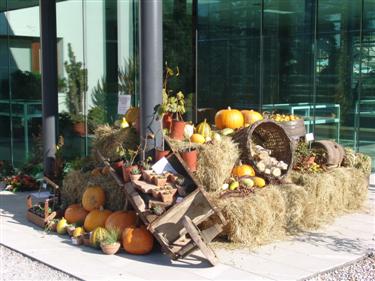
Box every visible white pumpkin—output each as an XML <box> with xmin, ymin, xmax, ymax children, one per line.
<box><xmin>211</xmin><ymin>131</ymin><xmax>222</xmax><ymax>142</ymax></box>
<box><xmin>184</xmin><ymin>124</ymin><xmax>194</xmax><ymax>140</ymax></box>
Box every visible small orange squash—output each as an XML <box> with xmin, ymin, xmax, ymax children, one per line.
<box><xmin>122</xmin><ymin>225</ymin><xmax>154</xmax><ymax>255</ymax></box>
<box><xmin>105</xmin><ymin>211</ymin><xmax>137</xmax><ymax>234</ymax></box>
<box><xmin>82</xmin><ymin>186</ymin><xmax>106</xmax><ymax>211</ymax></box>
<box><xmin>84</xmin><ymin>208</ymin><xmax>112</xmax><ymax>232</ymax></box>
<box><xmin>232</xmin><ymin>164</ymin><xmax>255</xmax><ymax>177</ymax></box>
<box><xmin>215</xmin><ymin>107</ymin><xmax>244</xmax><ymax>129</ymax></box>
<box><xmin>64</xmin><ymin>204</ymin><xmax>89</xmax><ymax>225</ymax></box>
<box><xmin>190</xmin><ymin>133</ymin><xmax>205</xmax><ymax>144</ymax></box>
<box><xmin>241</xmin><ymin>110</ymin><xmax>263</xmax><ymax>126</ymax></box>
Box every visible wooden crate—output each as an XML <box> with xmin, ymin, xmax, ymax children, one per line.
<box><xmin>97</xmin><ymin>146</ymin><xmax>226</xmax><ymax>266</ymax></box>
<box><xmin>25</xmin><ymin>177</ymin><xmax>61</xmax><ymax>229</ymax></box>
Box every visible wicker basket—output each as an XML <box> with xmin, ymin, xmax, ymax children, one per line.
<box><xmin>233</xmin><ymin>120</ymin><xmax>293</xmax><ymax>181</ymax></box>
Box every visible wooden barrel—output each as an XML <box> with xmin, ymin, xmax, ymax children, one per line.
<box><xmin>278</xmin><ymin>119</ymin><xmax>306</xmax><ymax>148</ymax></box>
<box><xmin>311</xmin><ymin>140</ymin><xmax>345</xmax><ymax>167</ymax></box>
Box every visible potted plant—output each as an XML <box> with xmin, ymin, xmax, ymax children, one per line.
<box><xmin>130</xmin><ymin>168</ymin><xmax>142</xmax><ymax>182</ymax></box>
<box><xmin>122</xmin><ymin>146</ymin><xmax>140</xmax><ymax>183</ymax></box>
<box><xmin>152</xmin><ymin>173</ymin><xmax>168</xmax><ymax>188</ymax></box>
<box><xmin>139</xmin><ymin>156</ymin><xmax>153</xmax><ymax>182</ymax></box>
<box><xmin>100</xmin><ymin>228</ymin><xmax>121</xmax><ymax>255</ymax></box>
<box><xmin>64</xmin><ymin>43</ymin><xmax>88</xmax><ymax>136</ymax></box>
<box><xmin>180</xmin><ymin>127</ymin><xmax>198</xmax><ymax>172</ymax></box>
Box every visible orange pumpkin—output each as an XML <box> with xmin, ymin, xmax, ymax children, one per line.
<box><xmin>122</xmin><ymin>225</ymin><xmax>154</xmax><ymax>255</ymax></box>
<box><xmin>84</xmin><ymin>208</ymin><xmax>112</xmax><ymax>232</ymax></box>
<box><xmin>64</xmin><ymin>204</ymin><xmax>89</xmax><ymax>225</ymax></box>
<box><xmin>232</xmin><ymin>164</ymin><xmax>255</xmax><ymax>177</ymax></box>
<box><xmin>241</xmin><ymin>110</ymin><xmax>263</xmax><ymax>126</ymax></box>
<box><xmin>215</xmin><ymin>107</ymin><xmax>244</xmax><ymax>129</ymax></box>
<box><xmin>82</xmin><ymin>186</ymin><xmax>106</xmax><ymax>211</ymax></box>
<box><xmin>105</xmin><ymin>211</ymin><xmax>137</xmax><ymax>234</ymax></box>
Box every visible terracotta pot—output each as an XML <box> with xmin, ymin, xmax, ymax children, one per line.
<box><xmin>71</xmin><ymin>236</ymin><xmax>83</xmax><ymax>246</ymax></box>
<box><xmin>152</xmin><ymin>176</ymin><xmax>167</xmax><ymax>188</ymax></box>
<box><xmin>141</xmin><ymin>169</ymin><xmax>153</xmax><ymax>183</ymax></box>
<box><xmin>130</xmin><ymin>173</ymin><xmax>142</xmax><ymax>182</ymax></box>
<box><xmin>180</xmin><ymin>149</ymin><xmax>198</xmax><ymax>172</ymax></box>
<box><xmin>100</xmin><ymin>242</ymin><xmax>120</xmax><ymax>255</ymax></box>
<box><xmin>73</xmin><ymin>122</ymin><xmax>86</xmax><ymax>136</ymax></box>
<box><xmin>155</xmin><ymin>149</ymin><xmax>170</xmax><ymax>162</ymax></box>
<box><xmin>162</xmin><ymin>113</ymin><xmax>173</xmax><ymax>132</ymax></box>
<box><xmin>170</xmin><ymin>120</ymin><xmax>186</xmax><ymax>140</ymax></box>
<box><xmin>122</xmin><ymin>165</ymin><xmax>138</xmax><ymax>183</ymax></box>
<box><xmin>83</xmin><ymin>233</ymin><xmax>91</xmax><ymax>246</ymax></box>
<box><xmin>111</xmin><ymin>160</ymin><xmax>124</xmax><ymax>177</ymax></box>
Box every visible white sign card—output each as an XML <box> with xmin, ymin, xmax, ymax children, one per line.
<box><xmin>152</xmin><ymin>157</ymin><xmax>178</xmax><ymax>175</ymax></box>
<box><xmin>117</xmin><ymin>94</ymin><xmax>131</xmax><ymax>115</ymax></box>
<box><xmin>305</xmin><ymin>133</ymin><xmax>315</xmax><ymax>142</ymax></box>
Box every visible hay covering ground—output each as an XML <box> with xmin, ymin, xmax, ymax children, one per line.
<box><xmin>61</xmin><ymin>170</ymin><xmax>126</xmax><ymax>211</ymax></box>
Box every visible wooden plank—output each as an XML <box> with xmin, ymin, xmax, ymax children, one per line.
<box><xmin>149</xmin><ymin>189</ymin><xmax>214</xmax><ymax>243</ymax></box>
<box><xmin>182</xmin><ymin>216</ymin><xmax>219</xmax><ymax>266</ymax></box>
<box><xmin>200</xmin><ymin>223</ymin><xmax>223</xmax><ymax>243</ymax></box>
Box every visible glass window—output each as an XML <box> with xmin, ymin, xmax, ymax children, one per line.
<box><xmin>316</xmin><ymin>0</ymin><xmax>361</xmax><ymax>144</ymax></box>
<box><xmin>198</xmin><ymin>0</ymin><xmax>261</xmax><ymax>122</ymax></box>
<box><xmin>263</xmin><ymin>0</ymin><xmax>315</xmax><ymax>112</ymax></box>
<box><xmin>359</xmin><ymin>0</ymin><xmax>375</xmax><ymax>169</ymax></box>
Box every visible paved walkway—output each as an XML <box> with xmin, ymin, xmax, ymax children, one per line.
<box><xmin>1</xmin><ymin>175</ymin><xmax>374</xmax><ymax>280</ymax></box>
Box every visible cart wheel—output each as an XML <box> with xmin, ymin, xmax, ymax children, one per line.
<box><xmin>182</xmin><ymin>216</ymin><xmax>219</xmax><ymax>266</ymax></box>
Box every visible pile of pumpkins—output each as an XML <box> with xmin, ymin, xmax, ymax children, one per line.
<box><xmin>185</xmin><ymin>108</ymin><xmax>264</xmax><ymax>145</ymax></box>
<box><xmin>222</xmin><ymin>162</ymin><xmax>266</xmax><ymax>191</ymax></box>
<box><xmin>56</xmin><ymin>185</ymin><xmax>153</xmax><ymax>255</ymax></box>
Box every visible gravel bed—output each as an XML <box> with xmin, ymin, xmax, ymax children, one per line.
<box><xmin>304</xmin><ymin>252</ymin><xmax>375</xmax><ymax>281</ymax></box>
<box><xmin>0</xmin><ymin>245</ymin><xmax>79</xmax><ymax>281</ymax></box>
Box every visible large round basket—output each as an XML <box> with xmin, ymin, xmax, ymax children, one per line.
<box><xmin>232</xmin><ymin>120</ymin><xmax>293</xmax><ymax>181</ymax></box>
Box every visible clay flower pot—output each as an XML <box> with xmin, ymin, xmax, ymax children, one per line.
<box><xmin>83</xmin><ymin>233</ymin><xmax>91</xmax><ymax>246</ymax></box>
<box><xmin>180</xmin><ymin>149</ymin><xmax>198</xmax><ymax>172</ymax></box>
<box><xmin>170</xmin><ymin>120</ymin><xmax>186</xmax><ymax>140</ymax></box>
<box><xmin>162</xmin><ymin>112</ymin><xmax>173</xmax><ymax>132</ymax></box>
<box><xmin>152</xmin><ymin>176</ymin><xmax>167</xmax><ymax>188</ymax></box>
<box><xmin>66</xmin><ymin>225</ymin><xmax>76</xmax><ymax>237</ymax></box>
<box><xmin>73</xmin><ymin>122</ymin><xmax>86</xmax><ymax>137</ymax></box>
<box><xmin>100</xmin><ymin>242</ymin><xmax>121</xmax><ymax>255</ymax></box>
<box><xmin>71</xmin><ymin>235</ymin><xmax>83</xmax><ymax>246</ymax></box>
<box><xmin>141</xmin><ymin>169</ymin><xmax>153</xmax><ymax>183</ymax></box>
<box><xmin>130</xmin><ymin>173</ymin><xmax>142</xmax><ymax>182</ymax></box>
<box><xmin>111</xmin><ymin>160</ymin><xmax>124</xmax><ymax>176</ymax></box>
<box><xmin>155</xmin><ymin>148</ymin><xmax>170</xmax><ymax>162</ymax></box>
<box><xmin>122</xmin><ymin>165</ymin><xmax>138</xmax><ymax>183</ymax></box>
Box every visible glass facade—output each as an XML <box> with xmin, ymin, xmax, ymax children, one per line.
<box><xmin>0</xmin><ymin>0</ymin><xmax>374</xmax><ymax>170</ymax></box>
<box><xmin>197</xmin><ymin>0</ymin><xmax>375</xmax><ymax>169</ymax></box>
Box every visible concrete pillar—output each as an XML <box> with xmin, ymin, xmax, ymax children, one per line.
<box><xmin>39</xmin><ymin>0</ymin><xmax>58</xmax><ymax>177</ymax></box>
<box><xmin>139</xmin><ymin>0</ymin><xmax>163</xmax><ymax>156</ymax></box>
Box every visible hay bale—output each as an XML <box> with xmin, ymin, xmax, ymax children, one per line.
<box><xmin>61</xmin><ymin>169</ymin><xmax>126</xmax><ymax>211</ymax></box>
<box><xmin>195</xmin><ymin>137</ymin><xmax>240</xmax><ymax>192</ymax></box>
<box><xmin>209</xmin><ymin>186</ymin><xmax>286</xmax><ymax>248</ymax></box>
<box><xmin>342</xmin><ymin>148</ymin><xmax>372</xmax><ymax>176</ymax></box>
<box><xmin>92</xmin><ymin>125</ymin><xmax>139</xmax><ymax>161</ymax></box>
<box><xmin>210</xmin><ymin>167</ymin><xmax>368</xmax><ymax>247</ymax></box>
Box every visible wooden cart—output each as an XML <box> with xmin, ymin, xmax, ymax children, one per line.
<box><xmin>98</xmin><ymin>144</ymin><xmax>226</xmax><ymax>266</ymax></box>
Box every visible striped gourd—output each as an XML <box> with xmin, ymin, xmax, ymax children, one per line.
<box><xmin>195</xmin><ymin>119</ymin><xmax>211</xmax><ymax>138</ymax></box>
